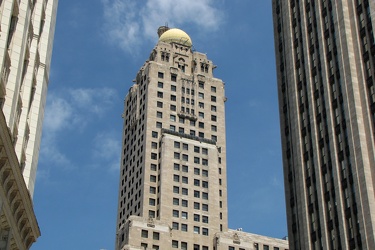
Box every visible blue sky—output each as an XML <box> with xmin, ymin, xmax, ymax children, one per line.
<box><xmin>30</xmin><ymin>1</ymin><xmax>287</xmax><ymax>249</ymax></box>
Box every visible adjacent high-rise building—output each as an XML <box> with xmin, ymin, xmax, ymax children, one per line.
<box><xmin>0</xmin><ymin>0</ymin><xmax>58</xmax><ymax>248</ymax></box>
<box><xmin>115</xmin><ymin>26</ymin><xmax>289</xmax><ymax>250</ymax></box>
<box><xmin>272</xmin><ymin>0</ymin><xmax>375</xmax><ymax>249</ymax></box>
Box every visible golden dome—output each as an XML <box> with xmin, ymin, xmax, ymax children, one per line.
<box><xmin>159</xmin><ymin>28</ymin><xmax>192</xmax><ymax>47</ymax></box>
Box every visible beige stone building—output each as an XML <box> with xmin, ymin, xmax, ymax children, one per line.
<box><xmin>0</xmin><ymin>0</ymin><xmax>58</xmax><ymax>248</ymax></box>
<box><xmin>115</xmin><ymin>27</ymin><xmax>289</xmax><ymax>250</ymax></box>
<box><xmin>272</xmin><ymin>0</ymin><xmax>375</xmax><ymax>249</ymax></box>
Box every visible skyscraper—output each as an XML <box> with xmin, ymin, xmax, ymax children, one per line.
<box><xmin>115</xmin><ymin>26</ymin><xmax>289</xmax><ymax>250</ymax></box>
<box><xmin>0</xmin><ymin>0</ymin><xmax>58</xmax><ymax>248</ymax></box>
<box><xmin>272</xmin><ymin>0</ymin><xmax>375</xmax><ymax>249</ymax></box>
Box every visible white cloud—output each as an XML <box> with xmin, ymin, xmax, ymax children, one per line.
<box><xmin>101</xmin><ymin>0</ymin><xmax>224</xmax><ymax>53</ymax></box>
<box><xmin>39</xmin><ymin>87</ymin><xmax>119</xmax><ymax>172</ymax></box>
<box><xmin>92</xmin><ymin>131</ymin><xmax>121</xmax><ymax>172</ymax></box>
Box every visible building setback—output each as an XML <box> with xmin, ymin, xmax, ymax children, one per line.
<box><xmin>272</xmin><ymin>0</ymin><xmax>375</xmax><ymax>249</ymax></box>
<box><xmin>115</xmin><ymin>26</ymin><xmax>289</xmax><ymax>250</ymax></box>
<box><xmin>0</xmin><ymin>0</ymin><xmax>58</xmax><ymax>248</ymax></box>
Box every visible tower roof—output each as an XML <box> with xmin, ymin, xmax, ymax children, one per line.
<box><xmin>158</xmin><ymin>28</ymin><xmax>192</xmax><ymax>47</ymax></box>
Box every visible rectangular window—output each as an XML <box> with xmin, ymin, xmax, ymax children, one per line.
<box><xmin>199</xmin><ymin>92</ymin><xmax>204</xmax><ymax>99</ymax></box>
<box><xmin>194</xmin><ymin>190</ymin><xmax>200</xmax><ymax>198</ymax></box>
<box><xmin>199</xmin><ymin>102</ymin><xmax>204</xmax><ymax>108</ymax></box>
<box><xmin>194</xmin><ymin>168</ymin><xmax>200</xmax><ymax>175</ymax></box>
<box><xmin>182</xmin><ymin>165</ymin><xmax>188</xmax><ymax>172</ymax></box>
<box><xmin>202</xmin><ymin>159</ymin><xmax>208</xmax><ymax>166</ymax></box>
<box><xmin>151</xmin><ymin>153</ymin><xmax>157</xmax><ymax>160</ymax></box>
<box><xmin>202</xmin><ymin>148</ymin><xmax>208</xmax><ymax>155</ymax></box>
<box><xmin>181</xmin><ymin>242</ymin><xmax>188</xmax><ymax>250</ymax></box>
<box><xmin>202</xmin><ymin>192</ymin><xmax>208</xmax><ymax>200</ymax></box>
<box><xmin>152</xmin><ymin>131</ymin><xmax>158</xmax><ymax>138</ymax></box>
<box><xmin>199</xmin><ymin>122</ymin><xmax>204</xmax><ymax>128</ymax></box>
<box><xmin>194</xmin><ymin>157</ymin><xmax>200</xmax><ymax>164</ymax></box>
<box><xmin>211</xmin><ymin>115</ymin><xmax>217</xmax><ymax>121</ymax></box>
<box><xmin>202</xmin><ymin>228</ymin><xmax>209</xmax><ymax>236</ymax></box>
<box><xmin>156</xmin><ymin>122</ymin><xmax>162</xmax><ymax>128</ymax></box>
<box><xmin>211</xmin><ymin>86</ymin><xmax>216</xmax><ymax>92</ymax></box>
<box><xmin>173</xmin><ymin>210</ymin><xmax>179</xmax><ymax>217</ymax></box>
<box><xmin>170</xmin><ymin>125</ymin><xmax>176</xmax><ymax>131</ymax></box>
<box><xmin>150</xmin><ymin>175</ymin><xmax>156</xmax><ymax>182</ymax></box>
<box><xmin>170</xmin><ymin>104</ymin><xmax>176</xmax><ymax>111</ymax></box>
<box><xmin>211</xmin><ymin>95</ymin><xmax>216</xmax><ymax>102</ymax></box>
<box><xmin>181</xmin><ymin>224</ymin><xmax>188</xmax><ymax>232</ymax></box>
<box><xmin>156</xmin><ymin>111</ymin><xmax>163</xmax><ymax>118</ymax></box>
<box><xmin>181</xmin><ymin>211</ymin><xmax>188</xmax><ymax>219</ymax></box>
<box><xmin>174</xmin><ymin>141</ymin><xmax>180</xmax><ymax>148</ymax></box>
<box><xmin>194</xmin><ymin>179</ymin><xmax>200</xmax><ymax>186</ymax></box>
<box><xmin>173</xmin><ymin>163</ymin><xmax>180</xmax><ymax>171</ymax></box>
<box><xmin>194</xmin><ymin>214</ymin><xmax>200</xmax><ymax>222</ymax></box>
<box><xmin>182</xmin><ymin>154</ymin><xmax>188</xmax><ymax>161</ymax></box>
<box><xmin>202</xmin><ymin>215</ymin><xmax>208</xmax><ymax>223</ymax></box>
<box><xmin>141</xmin><ymin>230</ymin><xmax>148</xmax><ymax>238</ymax></box>
<box><xmin>171</xmin><ymin>85</ymin><xmax>176</xmax><ymax>91</ymax></box>
<box><xmin>151</xmin><ymin>164</ymin><xmax>157</xmax><ymax>171</ymax></box>
<box><xmin>199</xmin><ymin>82</ymin><xmax>204</xmax><ymax>89</ymax></box>
<box><xmin>183</xmin><ymin>143</ymin><xmax>188</xmax><ymax>150</ymax></box>
<box><xmin>158</xmin><ymin>82</ymin><xmax>163</xmax><ymax>88</ymax></box>
<box><xmin>194</xmin><ymin>202</ymin><xmax>200</xmax><ymax>210</ymax></box>
<box><xmin>153</xmin><ymin>232</ymin><xmax>160</xmax><ymax>240</ymax></box>
<box><xmin>158</xmin><ymin>72</ymin><xmax>164</xmax><ymax>78</ymax></box>
<box><xmin>173</xmin><ymin>175</ymin><xmax>180</xmax><ymax>182</ymax></box>
<box><xmin>171</xmin><ymin>74</ymin><xmax>177</xmax><ymax>82</ymax></box>
<box><xmin>211</xmin><ymin>125</ymin><xmax>217</xmax><ymax>131</ymax></box>
<box><xmin>194</xmin><ymin>146</ymin><xmax>200</xmax><ymax>153</ymax></box>
<box><xmin>174</xmin><ymin>152</ymin><xmax>180</xmax><ymax>159</ymax></box>
<box><xmin>151</xmin><ymin>142</ymin><xmax>157</xmax><ymax>149</ymax></box>
<box><xmin>199</xmin><ymin>112</ymin><xmax>204</xmax><ymax>118</ymax></box>
<box><xmin>182</xmin><ymin>188</ymin><xmax>188</xmax><ymax>195</ymax></box>
<box><xmin>173</xmin><ymin>186</ymin><xmax>179</xmax><ymax>194</ymax></box>
<box><xmin>157</xmin><ymin>101</ymin><xmax>163</xmax><ymax>108</ymax></box>
<box><xmin>172</xmin><ymin>222</ymin><xmax>179</xmax><ymax>230</ymax></box>
<box><xmin>182</xmin><ymin>177</ymin><xmax>188</xmax><ymax>184</ymax></box>
<box><xmin>202</xmin><ymin>170</ymin><xmax>208</xmax><ymax>177</ymax></box>
<box><xmin>157</xmin><ymin>91</ymin><xmax>163</xmax><ymax>98</ymax></box>
<box><xmin>150</xmin><ymin>187</ymin><xmax>156</xmax><ymax>194</ymax></box>
<box><xmin>172</xmin><ymin>240</ymin><xmax>178</xmax><ymax>248</ymax></box>
<box><xmin>211</xmin><ymin>105</ymin><xmax>217</xmax><ymax>112</ymax></box>
<box><xmin>194</xmin><ymin>226</ymin><xmax>200</xmax><ymax>234</ymax></box>
<box><xmin>182</xmin><ymin>199</ymin><xmax>188</xmax><ymax>207</ymax></box>
<box><xmin>173</xmin><ymin>198</ymin><xmax>179</xmax><ymax>205</ymax></box>
<box><xmin>170</xmin><ymin>115</ymin><xmax>176</xmax><ymax>122</ymax></box>
<box><xmin>202</xmin><ymin>204</ymin><xmax>208</xmax><ymax>211</ymax></box>
<box><xmin>171</xmin><ymin>95</ymin><xmax>176</xmax><ymax>101</ymax></box>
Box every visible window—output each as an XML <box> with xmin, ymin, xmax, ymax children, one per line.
<box><xmin>151</xmin><ymin>153</ymin><xmax>157</xmax><ymax>160</ymax></box>
<box><xmin>172</xmin><ymin>222</ymin><xmax>179</xmax><ymax>230</ymax></box>
<box><xmin>170</xmin><ymin>125</ymin><xmax>176</xmax><ymax>131</ymax></box>
<box><xmin>199</xmin><ymin>132</ymin><xmax>204</xmax><ymax>138</ymax></box>
<box><xmin>183</xmin><ymin>143</ymin><xmax>188</xmax><ymax>150</ymax></box>
<box><xmin>179</xmin><ymin>117</ymin><xmax>185</xmax><ymax>124</ymax></box>
<box><xmin>211</xmin><ymin>95</ymin><xmax>216</xmax><ymax>102</ymax></box>
<box><xmin>181</xmin><ymin>224</ymin><xmax>188</xmax><ymax>232</ymax></box>
<box><xmin>202</xmin><ymin>159</ymin><xmax>208</xmax><ymax>166</ymax></box>
<box><xmin>173</xmin><ymin>186</ymin><xmax>179</xmax><ymax>194</ymax></box>
<box><xmin>263</xmin><ymin>245</ymin><xmax>269</xmax><ymax>250</ymax></box>
<box><xmin>202</xmin><ymin>170</ymin><xmax>208</xmax><ymax>177</ymax></box>
<box><xmin>170</xmin><ymin>115</ymin><xmax>176</xmax><ymax>122</ymax></box>
<box><xmin>174</xmin><ymin>141</ymin><xmax>180</xmax><ymax>148</ymax></box>
<box><xmin>190</xmin><ymin>120</ymin><xmax>196</xmax><ymax>126</ymax></box>
<box><xmin>194</xmin><ymin>190</ymin><xmax>200</xmax><ymax>198</ymax></box>
<box><xmin>172</xmin><ymin>240</ymin><xmax>178</xmax><ymax>248</ymax></box>
<box><xmin>199</xmin><ymin>102</ymin><xmax>204</xmax><ymax>108</ymax></box>
<box><xmin>211</xmin><ymin>115</ymin><xmax>217</xmax><ymax>121</ymax></box>
<box><xmin>173</xmin><ymin>163</ymin><xmax>180</xmax><ymax>171</ymax></box>
<box><xmin>229</xmin><ymin>247</ymin><xmax>235</xmax><ymax>250</ymax></box>
<box><xmin>199</xmin><ymin>92</ymin><xmax>204</xmax><ymax>99</ymax></box>
<box><xmin>181</xmin><ymin>242</ymin><xmax>188</xmax><ymax>250</ymax></box>
<box><xmin>156</xmin><ymin>122</ymin><xmax>162</xmax><ymax>128</ymax></box>
<box><xmin>194</xmin><ymin>202</ymin><xmax>200</xmax><ymax>210</ymax></box>
<box><xmin>170</xmin><ymin>104</ymin><xmax>176</xmax><ymax>111</ymax></box>
<box><xmin>171</xmin><ymin>74</ymin><xmax>177</xmax><ymax>82</ymax></box>
<box><xmin>211</xmin><ymin>105</ymin><xmax>217</xmax><ymax>112</ymax></box>
<box><xmin>182</xmin><ymin>199</ymin><xmax>188</xmax><ymax>207</ymax></box>
<box><xmin>173</xmin><ymin>198</ymin><xmax>179</xmax><ymax>205</ymax></box>
<box><xmin>202</xmin><ymin>228</ymin><xmax>209</xmax><ymax>236</ymax></box>
<box><xmin>182</xmin><ymin>188</ymin><xmax>188</xmax><ymax>195</ymax></box>
<box><xmin>151</xmin><ymin>164</ymin><xmax>157</xmax><ymax>171</ymax></box>
<box><xmin>152</xmin><ymin>131</ymin><xmax>158</xmax><ymax>138</ymax></box>
<box><xmin>173</xmin><ymin>210</ymin><xmax>179</xmax><ymax>217</ymax></box>
<box><xmin>194</xmin><ymin>146</ymin><xmax>200</xmax><ymax>153</ymax></box>
<box><xmin>182</xmin><ymin>177</ymin><xmax>188</xmax><ymax>184</ymax></box>
<box><xmin>202</xmin><ymin>204</ymin><xmax>208</xmax><ymax>211</ymax></box>
<box><xmin>173</xmin><ymin>175</ymin><xmax>180</xmax><ymax>182</ymax></box>
<box><xmin>174</xmin><ymin>152</ymin><xmax>180</xmax><ymax>159</ymax></box>
<box><xmin>212</xmin><ymin>135</ymin><xmax>217</xmax><ymax>141</ymax></box>
<box><xmin>202</xmin><ymin>192</ymin><xmax>208</xmax><ymax>200</ymax></box>
<box><xmin>194</xmin><ymin>168</ymin><xmax>200</xmax><ymax>175</ymax></box>
<box><xmin>194</xmin><ymin>157</ymin><xmax>200</xmax><ymax>164</ymax></box>
<box><xmin>194</xmin><ymin>244</ymin><xmax>200</xmax><ymax>250</ymax></box>
<box><xmin>199</xmin><ymin>82</ymin><xmax>204</xmax><ymax>89</ymax></box>
<box><xmin>171</xmin><ymin>85</ymin><xmax>176</xmax><ymax>91</ymax></box>
<box><xmin>157</xmin><ymin>101</ymin><xmax>163</xmax><ymax>108</ymax></box>
<box><xmin>153</xmin><ymin>232</ymin><xmax>160</xmax><ymax>240</ymax></box>
<box><xmin>151</xmin><ymin>142</ymin><xmax>157</xmax><ymax>149</ymax></box>
<box><xmin>152</xmin><ymin>245</ymin><xmax>159</xmax><ymax>250</ymax></box>
<box><xmin>192</xmin><ymin>215</ymin><xmax>199</xmax><ymax>223</ymax></box>
<box><xmin>202</xmin><ymin>215</ymin><xmax>208</xmax><ymax>223</ymax></box>
<box><xmin>199</xmin><ymin>122</ymin><xmax>204</xmax><ymax>128</ymax></box>
<box><xmin>211</xmin><ymin>86</ymin><xmax>216</xmax><ymax>92</ymax></box>
<box><xmin>157</xmin><ymin>91</ymin><xmax>163</xmax><ymax>98</ymax></box>
<box><xmin>150</xmin><ymin>175</ymin><xmax>156</xmax><ymax>182</ymax></box>
<box><xmin>194</xmin><ymin>179</ymin><xmax>200</xmax><ymax>186</ymax></box>
<box><xmin>150</xmin><ymin>187</ymin><xmax>156</xmax><ymax>194</ymax></box>
<box><xmin>158</xmin><ymin>72</ymin><xmax>164</xmax><ymax>78</ymax></box>
<box><xmin>182</xmin><ymin>165</ymin><xmax>188</xmax><ymax>172</ymax></box>
<box><xmin>194</xmin><ymin>226</ymin><xmax>200</xmax><ymax>234</ymax></box>
<box><xmin>149</xmin><ymin>198</ymin><xmax>155</xmax><ymax>206</ymax></box>
<box><xmin>149</xmin><ymin>210</ymin><xmax>155</xmax><ymax>218</ymax></box>
<box><xmin>199</xmin><ymin>112</ymin><xmax>204</xmax><ymax>118</ymax></box>
<box><xmin>182</xmin><ymin>154</ymin><xmax>188</xmax><ymax>161</ymax></box>
<box><xmin>190</xmin><ymin>130</ymin><xmax>196</xmax><ymax>136</ymax></box>
<box><xmin>156</xmin><ymin>111</ymin><xmax>162</xmax><ymax>118</ymax></box>
<box><xmin>141</xmin><ymin>243</ymin><xmax>147</xmax><ymax>249</ymax></box>
<box><xmin>179</xmin><ymin>127</ymin><xmax>184</xmax><ymax>133</ymax></box>
<box><xmin>181</xmin><ymin>211</ymin><xmax>188</xmax><ymax>219</ymax></box>
<box><xmin>211</xmin><ymin>125</ymin><xmax>217</xmax><ymax>131</ymax></box>
<box><xmin>202</xmin><ymin>181</ymin><xmax>208</xmax><ymax>188</ymax></box>
<box><xmin>171</xmin><ymin>95</ymin><xmax>176</xmax><ymax>101</ymax></box>
<box><xmin>158</xmin><ymin>82</ymin><xmax>163</xmax><ymax>88</ymax></box>
<box><xmin>141</xmin><ymin>230</ymin><xmax>148</xmax><ymax>238</ymax></box>
<box><xmin>202</xmin><ymin>148</ymin><xmax>208</xmax><ymax>155</ymax></box>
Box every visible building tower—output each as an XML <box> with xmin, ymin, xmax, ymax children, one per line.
<box><xmin>116</xmin><ymin>26</ymin><xmax>289</xmax><ymax>250</ymax></box>
<box><xmin>0</xmin><ymin>0</ymin><xmax>58</xmax><ymax>248</ymax></box>
<box><xmin>272</xmin><ymin>0</ymin><xmax>375</xmax><ymax>249</ymax></box>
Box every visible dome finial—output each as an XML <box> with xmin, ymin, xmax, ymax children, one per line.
<box><xmin>157</xmin><ymin>25</ymin><xmax>169</xmax><ymax>38</ymax></box>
